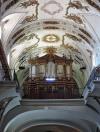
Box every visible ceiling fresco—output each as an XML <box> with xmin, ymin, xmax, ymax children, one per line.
<box><xmin>1</xmin><ymin>0</ymin><xmax>100</xmax><ymax>87</ymax></box>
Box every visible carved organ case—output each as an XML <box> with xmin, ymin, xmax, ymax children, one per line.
<box><xmin>23</xmin><ymin>54</ymin><xmax>80</xmax><ymax>99</ymax></box>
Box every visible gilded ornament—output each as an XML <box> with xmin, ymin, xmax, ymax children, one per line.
<box><xmin>42</xmin><ymin>34</ymin><xmax>60</xmax><ymax>43</ymax></box>
<box><xmin>44</xmin><ymin>47</ymin><xmax>57</xmax><ymax>55</ymax></box>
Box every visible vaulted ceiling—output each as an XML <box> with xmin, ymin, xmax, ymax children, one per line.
<box><xmin>1</xmin><ymin>0</ymin><xmax>100</xmax><ymax>88</ymax></box>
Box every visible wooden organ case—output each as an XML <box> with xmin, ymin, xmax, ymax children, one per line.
<box><xmin>23</xmin><ymin>54</ymin><xmax>80</xmax><ymax>99</ymax></box>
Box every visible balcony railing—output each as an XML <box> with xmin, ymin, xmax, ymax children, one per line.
<box><xmin>23</xmin><ymin>77</ymin><xmax>80</xmax><ymax>99</ymax></box>
<box><xmin>83</xmin><ymin>66</ymin><xmax>100</xmax><ymax>98</ymax></box>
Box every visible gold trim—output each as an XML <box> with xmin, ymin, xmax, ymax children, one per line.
<box><xmin>42</xmin><ymin>34</ymin><xmax>60</xmax><ymax>43</ymax></box>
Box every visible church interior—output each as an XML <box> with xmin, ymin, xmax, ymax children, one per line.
<box><xmin>0</xmin><ymin>0</ymin><xmax>100</xmax><ymax>131</ymax></box>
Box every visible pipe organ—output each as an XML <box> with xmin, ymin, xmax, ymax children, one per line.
<box><xmin>28</xmin><ymin>54</ymin><xmax>73</xmax><ymax>78</ymax></box>
<box><xmin>46</xmin><ymin>61</ymin><xmax>56</xmax><ymax>78</ymax></box>
<box><xmin>23</xmin><ymin>54</ymin><xmax>80</xmax><ymax>99</ymax></box>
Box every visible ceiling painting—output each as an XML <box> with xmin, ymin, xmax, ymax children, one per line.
<box><xmin>41</xmin><ymin>0</ymin><xmax>63</xmax><ymax>15</ymax></box>
<box><xmin>1</xmin><ymin>0</ymin><xmax>100</xmax><ymax>84</ymax></box>
<box><xmin>61</xmin><ymin>44</ymin><xmax>80</xmax><ymax>54</ymax></box>
<box><xmin>66</xmin><ymin>0</ymin><xmax>89</xmax><ymax>15</ymax></box>
<box><xmin>79</xmin><ymin>28</ymin><xmax>93</xmax><ymax>40</ymax></box>
<box><xmin>20</xmin><ymin>1</ymin><xmax>39</xmax><ymax>24</ymax></box>
<box><xmin>19</xmin><ymin>0</ymin><xmax>39</xmax><ymax>8</ymax></box>
<box><xmin>65</xmin><ymin>33</ymin><xmax>82</xmax><ymax>42</ymax></box>
<box><xmin>44</xmin><ymin>46</ymin><xmax>57</xmax><ymax>55</ymax></box>
<box><xmin>15</xmin><ymin>32</ymin><xmax>40</xmax><ymax>44</ymax></box>
<box><xmin>65</xmin><ymin>14</ymin><xmax>83</xmax><ymax>25</ymax></box>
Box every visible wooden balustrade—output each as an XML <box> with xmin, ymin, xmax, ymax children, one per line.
<box><xmin>23</xmin><ymin>77</ymin><xmax>80</xmax><ymax>99</ymax></box>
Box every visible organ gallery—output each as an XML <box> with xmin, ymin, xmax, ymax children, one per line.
<box><xmin>23</xmin><ymin>50</ymin><xmax>79</xmax><ymax>99</ymax></box>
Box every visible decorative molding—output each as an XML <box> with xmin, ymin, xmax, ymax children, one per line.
<box><xmin>65</xmin><ymin>33</ymin><xmax>81</xmax><ymax>42</ymax></box>
<box><xmin>25</xmin><ymin>43</ymin><xmax>38</xmax><ymax>52</ymax></box>
<box><xmin>79</xmin><ymin>28</ymin><xmax>95</xmax><ymax>43</ymax></box>
<box><xmin>43</xmin><ymin>26</ymin><xmax>59</xmax><ymax>30</ymax></box>
<box><xmin>61</xmin><ymin>44</ymin><xmax>79</xmax><ymax>53</ymax></box>
<box><xmin>65</xmin><ymin>14</ymin><xmax>83</xmax><ymax>24</ymax></box>
<box><xmin>12</xmin><ymin>29</ymin><xmax>25</xmax><ymax>39</ymax></box>
<box><xmin>21</xmin><ymin>98</ymin><xmax>84</xmax><ymax>106</ymax></box>
<box><xmin>15</xmin><ymin>33</ymin><xmax>38</xmax><ymax>44</ymax></box>
<box><xmin>5</xmin><ymin>0</ymin><xmax>18</xmax><ymax>12</ymax></box>
<box><xmin>0</xmin><ymin>96</ymin><xmax>17</xmax><ymax>122</ymax></box>
<box><xmin>78</xmin><ymin>33</ymin><xmax>91</xmax><ymax>45</ymax></box>
<box><xmin>79</xmin><ymin>28</ymin><xmax>92</xmax><ymax>38</ymax></box>
<box><xmin>13</xmin><ymin>34</ymin><xmax>25</xmax><ymax>44</ymax></box>
<box><xmin>41</xmin><ymin>0</ymin><xmax>63</xmax><ymax>15</ymax></box>
<box><xmin>21</xmin><ymin>13</ymin><xmax>37</xmax><ymax>24</ymax></box>
<box><xmin>43</xmin><ymin>21</ymin><xmax>60</xmax><ymax>25</ymax></box>
<box><xmin>86</xmin><ymin>0</ymin><xmax>100</xmax><ymax>12</ymax></box>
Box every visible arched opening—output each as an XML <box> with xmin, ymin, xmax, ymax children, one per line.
<box><xmin>23</xmin><ymin>124</ymin><xmax>80</xmax><ymax>132</ymax></box>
